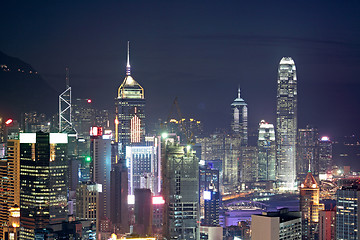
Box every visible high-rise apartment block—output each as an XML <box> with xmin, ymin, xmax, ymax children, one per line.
<box><xmin>300</xmin><ymin>171</ymin><xmax>324</xmax><ymax>239</ymax></box>
<box><xmin>257</xmin><ymin>120</ymin><xmax>276</xmax><ymax>181</ymax></box>
<box><xmin>276</xmin><ymin>57</ymin><xmax>297</xmax><ymax>189</ymax></box>
<box><xmin>19</xmin><ymin>132</ymin><xmax>68</xmax><ymax>239</ymax></box>
<box><xmin>161</xmin><ymin>134</ymin><xmax>199</xmax><ymax>239</ymax></box>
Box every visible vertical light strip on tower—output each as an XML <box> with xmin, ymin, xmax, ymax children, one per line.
<box><xmin>126</xmin><ymin>41</ymin><xmax>131</xmax><ymax>76</ymax></box>
<box><xmin>59</xmin><ymin>67</ymin><xmax>73</xmax><ymax>133</ymax></box>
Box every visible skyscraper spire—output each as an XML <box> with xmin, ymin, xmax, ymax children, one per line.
<box><xmin>238</xmin><ymin>86</ymin><xmax>241</xmax><ymax>99</ymax></box>
<box><xmin>126</xmin><ymin>41</ymin><xmax>131</xmax><ymax>76</ymax></box>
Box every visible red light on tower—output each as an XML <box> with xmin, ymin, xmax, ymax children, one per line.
<box><xmin>5</xmin><ymin>119</ymin><xmax>13</xmax><ymax>125</ymax></box>
<box><xmin>87</xmin><ymin>99</ymin><xmax>92</xmax><ymax>103</ymax></box>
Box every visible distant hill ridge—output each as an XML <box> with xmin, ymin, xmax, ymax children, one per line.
<box><xmin>0</xmin><ymin>50</ymin><xmax>58</xmax><ymax>118</ymax></box>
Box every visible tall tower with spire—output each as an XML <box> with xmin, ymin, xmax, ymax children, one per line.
<box><xmin>231</xmin><ymin>87</ymin><xmax>248</xmax><ymax>146</ymax></box>
<box><xmin>115</xmin><ymin>42</ymin><xmax>145</xmax><ymax>161</ymax></box>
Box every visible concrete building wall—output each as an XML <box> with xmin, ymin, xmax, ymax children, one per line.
<box><xmin>251</xmin><ymin>215</ymin><xmax>279</xmax><ymax>240</ymax></box>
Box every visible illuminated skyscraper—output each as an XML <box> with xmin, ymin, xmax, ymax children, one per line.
<box><xmin>199</xmin><ymin>164</ymin><xmax>220</xmax><ymax>225</ymax></box>
<box><xmin>257</xmin><ymin>120</ymin><xmax>276</xmax><ymax>181</ymax></box>
<box><xmin>297</xmin><ymin>125</ymin><xmax>319</xmax><ymax>180</ymax></box>
<box><xmin>161</xmin><ymin>134</ymin><xmax>199</xmax><ymax>239</ymax></box>
<box><xmin>90</xmin><ymin>128</ymin><xmax>111</xmax><ymax>220</ymax></box>
<box><xmin>318</xmin><ymin>136</ymin><xmax>332</xmax><ymax>177</ymax></box>
<box><xmin>126</xmin><ymin>145</ymin><xmax>157</xmax><ymax>195</ymax></box>
<box><xmin>115</xmin><ymin>42</ymin><xmax>145</xmax><ymax>161</ymax></box>
<box><xmin>0</xmin><ymin>139</ymin><xmax>21</xmax><ymax>237</ymax></box>
<box><xmin>19</xmin><ymin>132</ymin><xmax>68</xmax><ymax>239</ymax></box>
<box><xmin>300</xmin><ymin>171</ymin><xmax>324</xmax><ymax>239</ymax></box>
<box><xmin>336</xmin><ymin>185</ymin><xmax>360</xmax><ymax>239</ymax></box>
<box><xmin>231</xmin><ymin>87</ymin><xmax>248</xmax><ymax>146</ymax></box>
<box><xmin>0</xmin><ymin>159</ymin><xmax>9</xmax><ymax>238</ymax></box>
<box><xmin>276</xmin><ymin>57</ymin><xmax>297</xmax><ymax>189</ymax></box>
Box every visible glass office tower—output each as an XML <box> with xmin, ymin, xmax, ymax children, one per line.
<box><xmin>276</xmin><ymin>57</ymin><xmax>297</xmax><ymax>189</ymax></box>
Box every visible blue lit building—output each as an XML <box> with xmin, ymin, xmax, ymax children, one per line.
<box><xmin>199</xmin><ymin>164</ymin><xmax>220</xmax><ymax>226</ymax></box>
<box><xmin>336</xmin><ymin>185</ymin><xmax>360</xmax><ymax>239</ymax></box>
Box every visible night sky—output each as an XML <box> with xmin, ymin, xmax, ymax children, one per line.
<box><xmin>1</xmin><ymin>1</ymin><xmax>360</xmax><ymax>137</ymax></box>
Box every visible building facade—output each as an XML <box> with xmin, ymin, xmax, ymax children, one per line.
<box><xmin>19</xmin><ymin>132</ymin><xmax>68</xmax><ymax>239</ymax></box>
<box><xmin>161</xmin><ymin>135</ymin><xmax>199</xmax><ymax>239</ymax></box>
<box><xmin>319</xmin><ymin>210</ymin><xmax>335</xmax><ymax>240</ymax></box>
<box><xmin>251</xmin><ymin>208</ymin><xmax>301</xmax><ymax>240</ymax></box>
<box><xmin>199</xmin><ymin>164</ymin><xmax>220</xmax><ymax>226</ymax></box>
<box><xmin>318</xmin><ymin>136</ymin><xmax>332</xmax><ymax>177</ymax></box>
<box><xmin>90</xmin><ymin>132</ymin><xmax>111</xmax><ymax>219</ymax></box>
<box><xmin>126</xmin><ymin>145</ymin><xmax>157</xmax><ymax>195</ymax></box>
<box><xmin>297</xmin><ymin>125</ymin><xmax>319</xmax><ymax>180</ymax></box>
<box><xmin>300</xmin><ymin>171</ymin><xmax>324</xmax><ymax>239</ymax></box>
<box><xmin>336</xmin><ymin>185</ymin><xmax>360</xmax><ymax>239</ymax></box>
<box><xmin>110</xmin><ymin>163</ymin><xmax>129</xmax><ymax>234</ymax></box>
<box><xmin>276</xmin><ymin>57</ymin><xmax>298</xmax><ymax>189</ymax></box>
<box><xmin>76</xmin><ymin>182</ymin><xmax>100</xmax><ymax>222</ymax></box>
<box><xmin>257</xmin><ymin>120</ymin><xmax>276</xmax><ymax>181</ymax></box>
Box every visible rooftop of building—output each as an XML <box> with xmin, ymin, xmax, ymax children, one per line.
<box><xmin>301</xmin><ymin>171</ymin><xmax>318</xmax><ymax>189</ymax></box>
<box><xmin>279</xmin><ymin>57</ymin><xmax>295</xmax><ymax>65</ymax></box>
<box><xmin>231</xmin><ymin>87</ymin><xmax>247</xmax><ymax>106</ymax></box>
<box><xmin>340</xmin><ymin>184</ymin><xmax>360</xmax><ymax>191</ymax></box>
<box><xmin>254</xmin><ymin>208</ymin><xmax>301</xmax><ymax>223</ymax></box>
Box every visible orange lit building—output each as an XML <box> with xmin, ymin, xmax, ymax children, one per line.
<box><xmin>300</xmin><ymin>171</ymin><xmax>324</xmax><ymax>239</ymax></box>
<box><xmin>3</xmin><ymin>205</ymin><xmax>20</xmax><ymax>239</ymax></box>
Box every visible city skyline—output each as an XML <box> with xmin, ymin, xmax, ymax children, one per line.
<box><xmin>0</xmin><ymin>1</ymin><xmax>360</xmax><ymax>138</ymax></box>
<box><xmin>1</xmin><ymin>2</ymin><xmax>360</xmax><ymax>237</ymax></box>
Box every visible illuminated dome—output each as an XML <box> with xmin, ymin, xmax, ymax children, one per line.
<box><xmin>279</xmin><ymin>57</ymin><xmax>295</xmax><ymax>66</ymax></box>
<box><xmin>118</xmin><ymin>75</ymin><xmax>144</xmax><ymax>99</ymax></box>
